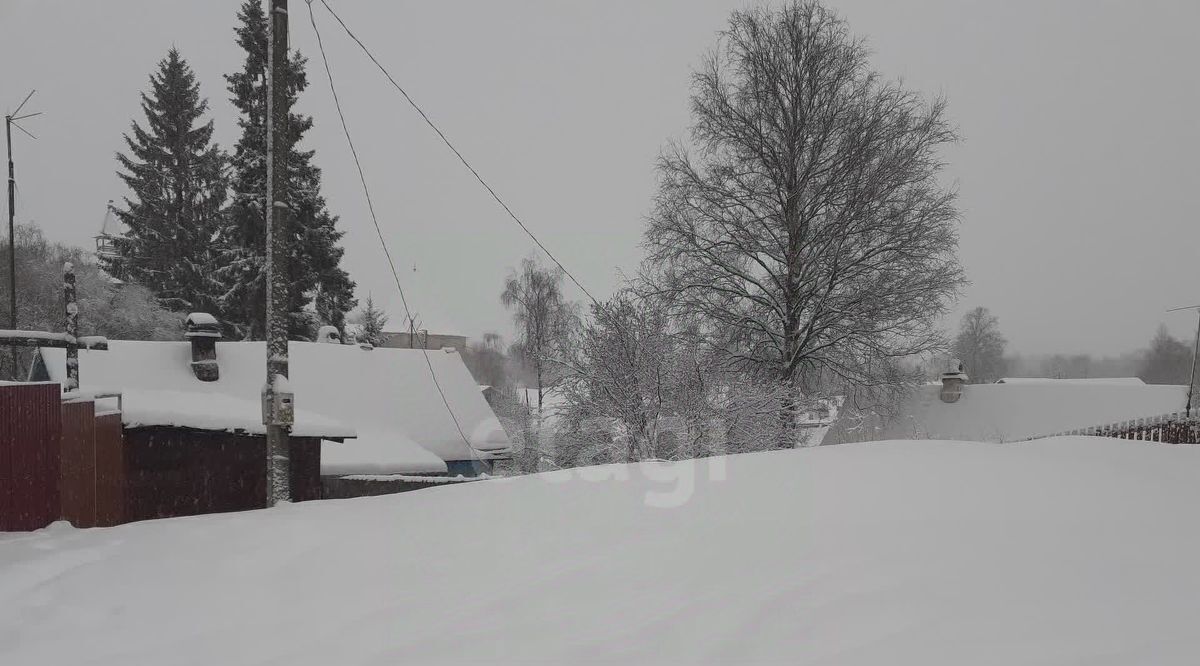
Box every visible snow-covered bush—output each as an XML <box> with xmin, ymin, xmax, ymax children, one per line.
<box><xmin>0</xmin><ymin>223</ymin><xmax>183</xmax><ymax>378</ymax></box>
<box><xmin>544</xmin><ymin>290</ymin><xmax>803</xmax><ymax>468</ymax></box>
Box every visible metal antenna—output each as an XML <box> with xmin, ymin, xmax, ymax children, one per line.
<box><xmin>6</xmin><ymin>89</ymin><xmax>41</xmax><ymax>379</ymax></box>
<box><xmin>1166</xmin><ymin>304</ymin><xmax>1200</xmax><ymax>415</ymax></box>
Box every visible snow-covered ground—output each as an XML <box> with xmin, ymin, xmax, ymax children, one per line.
<box><xmin>2</xmin><ymin>437</ymin><xmax>1198</xmax><ymax>664</ymax></box>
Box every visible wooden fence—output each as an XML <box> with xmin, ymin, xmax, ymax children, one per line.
<box><xmin>1030</xmin><ymin>411</ymin><xmax>1200</xmax><ymax>444</ymax></box>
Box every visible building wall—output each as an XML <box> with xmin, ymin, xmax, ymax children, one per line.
<box><xmin>379</xmin><ymin>331</ymin><xmax>468</xmax><ymax>351</ymax></box>
<box><xmin>445</xmin><ymin>459</ymin><xmax>494</xmax><ymax>477</ymax></box>
<box><xmin>124</xmin><ymin>429</ymin><xmax>321</xmax><ymax>522</ymax></box>
<box><xmin>322</xmin><ymin>475</ymin><xmax>447</xmax><ymax>499</ymax></box>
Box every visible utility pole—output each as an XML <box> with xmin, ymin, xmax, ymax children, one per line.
<box><xmin>6</xmin><ymin>90</ymin><xmax>39</xmax><ymax>379</ymax></box>
<box><xmin>264</xmin><ymin>0</ymin><xmax>293</xmax><ymax>504</ymax></box>
<box><xmin>1166</xmin><ymin>304</ymin><xmax>1200</xmax><ymax>416</ymax></box>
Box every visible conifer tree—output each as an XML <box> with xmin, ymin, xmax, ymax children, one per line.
<box><xmin>109</xmin><ymin>48</ymin><xmax>225</xmax><ymax>313</ymax></box>
<box><xmin>217</xmin><ymin>0</ymin><xmax>356</xmax><ymax>339</ymax></box>
<box><xmin>355</xmin><ymin>294</ymin><xmax>388</xmax><ymax>347</ymax></box>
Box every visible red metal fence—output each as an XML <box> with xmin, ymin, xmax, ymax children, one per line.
<box><xmin>0</xmin><ymin>383</ymin><xmax>63</xmax><ymax>531</ymax></box>
<box><xmin>0</xmin><ymin>383</ymin><xmax>125</xmax><ymax>531</ymax></box>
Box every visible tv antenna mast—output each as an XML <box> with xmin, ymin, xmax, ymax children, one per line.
<box><xmin>6</xmin><ymin>89</ymin><xmax>41</xmax><ymax>377</ymax></box>
<box><xmin>1166</xmin><ymin>303</ymin><xmax>1200</xmax><ymax>415</ymax></box>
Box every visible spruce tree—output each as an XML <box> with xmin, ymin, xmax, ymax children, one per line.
<box><xmin>110</xmin><ymin>48</ymin><xmax>225</xmax><ymax>313</ymax></box>
<box><xmin>216</xmin><ymin>0</ymin><xmax>356</xmax><ymax>340</ymax></box>
<box><xmin>355</xmin><ymin>294</ymin><xmax>388</xmax><ymax>347</ymax></box>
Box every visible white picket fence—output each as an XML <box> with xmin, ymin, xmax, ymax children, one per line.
<box><xmin>1029</xmin><ymin>411</ymin><xmax>1200</xmax><ymax>444</ymax></box>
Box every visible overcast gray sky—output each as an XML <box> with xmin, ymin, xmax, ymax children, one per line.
<box><xmin>2</xmin><ymin>0</ymin><xmax>1198</xmax><ymax>355</ymax></box>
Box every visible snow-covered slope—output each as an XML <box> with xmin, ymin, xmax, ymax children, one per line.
<box><xmin>2</xmin><ymin>437</ymin><xmax>1198</xmax><ymax>664</ymax></box>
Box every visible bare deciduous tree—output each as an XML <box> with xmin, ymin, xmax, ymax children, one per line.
<box><xmin>0</xmin><ymin>223</ymin><xmax>182</xmax><ymax>378</ymax></box>
<box><xmin>644</xmin><ymin>1</ymin><xmax>964</xmax><ymax>445</ymax></box>
<box><xmin>501</xmin><ymin>256</ymin><xmax>576</xmax><ymax>411</ymax></box>
<box><xmin>953</xmin><ymin>306</ymin><xmax>1007</xmax><ymax>383</ymax></box>
<box><xmin>553</xmin><ymin>290</ymin><xmax>792</xmax><ymax>466</ymax></box>
<box><xmin>1138</xmin><ymin>324</ymin><xmax>1192</xmax><ymax>386</ymax></box>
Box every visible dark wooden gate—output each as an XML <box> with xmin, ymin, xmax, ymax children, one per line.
<box><xmin>94</xmin><ymin>411</ymin><xmax>125</xmax><ymax>526</ymax></box>
<box><xmin>60</xmin><ymin>400</ymin><xmax>97</xmax><ymax>527</ymax></box>
<box><xmin>59</xmin><ymin>399</ymin><xmax>125</xmax><ymax>527</ymax></box>
<box><xmin>0</xmin><ymin>383</ymin><xmax>63</xmax><ymax>531</ymax></box>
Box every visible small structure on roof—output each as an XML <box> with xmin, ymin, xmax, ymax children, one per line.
<box><xmin>939</xmin><ymin>358</ymin><xmax>969</xmax><ymax>403</ymax></box>
<box><xmin>184</xmin><ymin>312</ymin><xmax>221</xmax><ymax>381</ymax></box>
<box><xmin>315</xmin><ymin>325</ymin><xmax>341</xmax><ymax>344</ymax></box>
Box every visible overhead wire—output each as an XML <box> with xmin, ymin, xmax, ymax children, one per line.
<box><xmin>305</xmin><ymin>0</ymin><xmax>478</xmax><ymax>454</ymax></box>
<box><xmin>315</xmin><ymin>0</ymin><xmax>599</xmax><ymax>306</ymax></box>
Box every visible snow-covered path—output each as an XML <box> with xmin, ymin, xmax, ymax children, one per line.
<box><xmin>1</xmin><ymin>437</ymin><xmax>1198</xmax><ymax>664</ymax></box>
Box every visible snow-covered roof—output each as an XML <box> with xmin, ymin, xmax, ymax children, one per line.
<box><xmin>100</xmin><ymin>389</ymin><xmax>354</xmax><ymax>439</ymax></box>
<box><xmin>40</xmin><ymin>340</ymin><xmax>510</xmax><ymax>473</ymax></box>
<box><xmin>994</xmin><ymin>377</ymin><xmax>1146</xmax><ymax>386</ymax></box>
<box><xmin>829</xmin><ymin>381</ymin><xmax>1188</xmax><ymax>444</ymax></box>
<box><xmin>184</xmin><ymin>312</ymin><xmax>219</xmax><ymax>328</ymax></box>
<box><xmin>321</xmin><ymin>429</ymin><xmax>447</xmax><ymax>475</ymax></box>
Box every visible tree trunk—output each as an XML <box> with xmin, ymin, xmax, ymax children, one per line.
<box><xmin>536</xmin><ymin>364</ymin><xmax>544</xmax><ymax>411</ymax></box>
<box><xmin>777</xmin><ymin>371</ymin><xmax>800</xmax><ymax>449</ymax></box>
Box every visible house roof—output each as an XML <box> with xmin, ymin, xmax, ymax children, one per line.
<box><xmin>41</xmin><ymin>345</ymin><xmax>353</xmax><ymax>439</ymax></box>
<box><xmin>994</xmin><ymin>377</ymin><xmax>1147</xmax><ymax>386</ymax></box>
<box><xmin>827</xmin><ymin>381</ymin><xmax>1188</xmax><ymax>444</ymax></box>
<box><xmin>112</xmin><ymin>389</ymin><xmax>355</xmax><ymax>439</ymax></box>
<box><xmin>40</xmin><ymin>341</ymin><xmax>510</xmax><ymax>474</ymax></box>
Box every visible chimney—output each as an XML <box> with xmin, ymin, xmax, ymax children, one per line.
<box><xmin>939</xmin><ymin>358</ymin><xmax>969</xmax><ymax>403</ymax></box>
<box><xmin>184</xmin><ymin>312</ymin><xmax>222</xmax><ymax>382</ymax></box>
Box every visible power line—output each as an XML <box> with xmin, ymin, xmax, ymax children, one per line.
<box><xmin>315</xmin><ymin>0</ymin><xmax>599</xmax><ymax>306</ymax></box>
<box><xmin>306</xmin><ymin>0</ymin><xmax>477</xmax><ymax>453</ymax></box>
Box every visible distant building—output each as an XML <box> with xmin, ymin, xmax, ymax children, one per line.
<box><xmin>93</xmin><ymin>200</ymin><xmax>125</xmax><ymax>263</ymax></box>
<box><xmin>379</xmin><ymin>330</ymin><xmax>468</xmax><ymax>351</ymax></box>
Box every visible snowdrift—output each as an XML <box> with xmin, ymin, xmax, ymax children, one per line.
<box><xmin>1</xmin><ymin>437</ymin><xmax>1198</xmax><ymax>664</ymax></box>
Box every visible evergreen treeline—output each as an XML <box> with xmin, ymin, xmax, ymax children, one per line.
<box><xmin>107</xmin><ymin>0</ymin><xmax>355</xmax><ymax>340</ymax></box>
